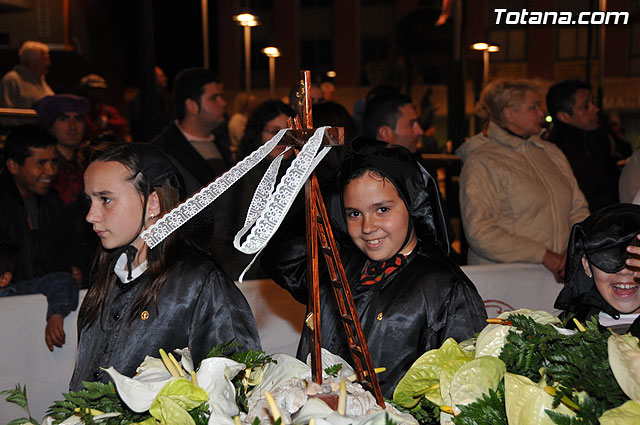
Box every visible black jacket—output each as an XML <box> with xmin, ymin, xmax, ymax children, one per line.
<box><xmin>70</xmin><ymin>250</ymin><xmax>261</xmax><ymax>390</ymax></box>
<box><xmin>548</xmin><ymin>122</ymin><xmax>619</xmax><ymax>212</ymax></box>
<box><xmin>150</xmin><ymin>122</ymin><xmax>232</xmax><ymax>187</ymax></box>
<box><xmin>0</xmin><ymin>171</ymin><xmax>64</xmax><ymax>280</ymax></box>
<box><xmin>261</xmin><ymin>221</ymin><xmax>487</xmax><ymax>398</ymax></box>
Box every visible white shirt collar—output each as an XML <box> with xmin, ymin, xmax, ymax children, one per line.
<box><xmin>598</xmin><ymin>310</ymin><xmax>639</xmax><ymax>327</ymax></box>
<box><xmin>114</xmin><ymin>252</ymin><xmax>148</xmax><ymax>283</ymax></box>
<box><xmin>175</xmin><ymin>120</ymin><xmax>215</xmax><ymax>143</ymax></box>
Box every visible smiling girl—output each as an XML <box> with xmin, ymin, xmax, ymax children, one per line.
<box><xmin>70</xmin><ymin>143</ymin><xmax>260</xmax><ymax>390</ymax></box>
<box><xmin>262</xmin><ymin>139</ymin><xmax>487</xmax><ymax>397</ymax></box>
<box><xmin>555</xmin><ymin>203</ymin><xmax>640</xmax><ymax>337</ymax></box>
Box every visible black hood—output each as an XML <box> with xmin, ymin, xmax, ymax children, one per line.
<box><xmin>328</xmin><ymin>137</ymin><xmax>450</xmax><ymax>254</ymax></box>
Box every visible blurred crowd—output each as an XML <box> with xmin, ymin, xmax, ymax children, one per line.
<box><xmin>1</xmin><ymin>40</ymin><xmax>639</xmax><ymax>351</ymax></box>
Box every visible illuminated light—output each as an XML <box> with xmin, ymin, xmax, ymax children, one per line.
<box><xmin>471</xmin><ymin>42</ymin><xmax>489</xmax><ymax>51</ymax></box>
<box><xmin>234</xmin><ymin>13</ymin><xmax>259</xmax><ymax>26</ymax></box>
<box><xmin>545</xmin><ymin>115</ymin><xmax>552</xmax><ymax>123</ymax></box>
<box><xmin>262</xmin><ymin>47</ymin><xmax>280</xmax><ymax>57</ymax></box>
<box><xmin>326</xmin><ymin>71</ymin><xmax>337</xmax><ymax>78</ymax></box>
<box><xmin>487</xmin><ymin>45</ymin><xmax>500</xmax><ymax>52</ymax></box>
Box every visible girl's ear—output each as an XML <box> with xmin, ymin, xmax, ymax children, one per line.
<box><xmin>146</xmin><ymin>191</ymin><xmax>161</xmax><ymax>220</ymax></box>
<box><xmin>581</xmin><ymin>255</ymin><xmax>593</xmax><ymax>278</ymax></box>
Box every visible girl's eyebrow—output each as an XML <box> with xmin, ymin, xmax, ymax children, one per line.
<box><xmin>372</xmin><ymin>200</ymin><xmax>395</xmax><ymax>207</ymax></box>
<box><xmin>88</xmin><ymin>190</ymin><xmax>113</xmax><ymax>196</ymax></box>
<box><xmin>344</xmin><ymin>200</ymin><xmax>396</xmax><ymax>210</ymax></box>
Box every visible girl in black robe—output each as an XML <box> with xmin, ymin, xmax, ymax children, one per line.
<box><xmin>555</xmin><ymin>203</ymin><xmax>640</xmax><ymax>337</ymax></box>
<box><xmin>261</xmin><ymin>139</ymin><xmax>486</xmax><ymax>397</ymax></box>
<box><xmin>70</xmin><ymin>143</ymin><xmax>260</xmax><ymax>391</ymax></box>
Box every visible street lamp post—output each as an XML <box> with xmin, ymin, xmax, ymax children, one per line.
<box><xmin>262</xmin><ymin>47</ymin><xmax>280</xmax><ymax>98</ymax></box>
<box><xmin>471</xmin><ymin>42</ymin><xmax>500</xmax><ymax>87</ymax></box>
<box><xmin>234</xmin><ymin>13</ymin><xmax>258</xmax><ymax>92</ymax></box>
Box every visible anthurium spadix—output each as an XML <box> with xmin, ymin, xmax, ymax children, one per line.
<box><xmin>103</xmin><ymin>350</ymin><xmax>194</xmax><ymax>413</ymax></box>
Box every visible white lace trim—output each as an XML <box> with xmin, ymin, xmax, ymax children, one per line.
<box><xmin>234</xmin><ymin>127</ymin><xmax>331</xmax><ymax>281</ymax></box>
<box><xmin>140</xmin><ymin>128</ymin><xmax>289</xmax><ymax>248</ymax></box>
<box><xmin>141</xmin><ymin>127</ymin><xmax>331</xmax><ymax>269</ymax></box>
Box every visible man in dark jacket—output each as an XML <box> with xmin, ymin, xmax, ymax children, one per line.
<box><xmin>546</xmin><ymin>80</ymin><xmax>619</xmax><ymax>212</ymax></box>
<box><xmin>0</xmin><ymin>124</ymin><xmax>78</xmax><ymax>351</ymax></box>
<box><xmin>150</xmin><ymin>67</ymin><xmax>233</xmax><ymax>187</ymax></box>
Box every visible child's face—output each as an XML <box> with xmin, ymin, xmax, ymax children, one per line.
<box><xmin>583</xmin><ymin>257</ymin><xmax>640</xmax><ymax>314</ymax></box>
<box><xmin>343</xmin><ymin>171</ymin><xmax>417</xmax><ymax>262</ymax></box>
<box><xmin>84</xmin><ymin>161</ymin><xmax>146</xmax><ymax>251</ymax></box>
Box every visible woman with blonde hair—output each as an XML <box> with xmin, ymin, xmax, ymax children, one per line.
<box><xmin>457</xmin><ymin>79</ymin><xmax>589</xmax><ymax>281</ymax></box>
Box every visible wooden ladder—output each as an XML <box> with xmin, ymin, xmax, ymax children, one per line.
<box><xmin>305</xmin><ymin>173</ymin><xmax>385</xmax><ymax>407</ymax></box>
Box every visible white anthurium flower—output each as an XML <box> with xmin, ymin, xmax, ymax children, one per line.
<box><xmin>196</xmin><ymin>357</ymin><xmax>246</xmax><ymax>417</ymax></box>
<box><xmin>302</xmin><ymin>349</ymin><xmax>355</xmax><ymax>381</ymax></box>
<box><xmin>355</xmin><ymin>409</ymin><xmax>418</xmax><ymax>425</ymax></box>
<box><xmin>294</xmin><ymin>398</ymin><xmax>352</xmax><ymax>425</ymax></box>
<box><xmin>250</xmin><ymin>354</ymin><xmax>310</xmax><ymax>397</ymax></box>
<box><xmin>207</xmin><ymin>401</ymin><xmax>238</xmax><ymax>425</ymax></box>
<box><xmin>136</xmin><ymin>356</ymin><xmax>173</xmax><ymax>380</ymax></box>
<box><xmin>292</xmin><ymin>397</ymin><xmax>335</xmax><ymax>423</ymax></box>
<box><xmin>174</xmin><ymin>348</ymin><xmax>194</xmax><ymax>373</ymax></box>
<box><xmin>103</xmin><ymin>365</ymin><xmax>174</xmax><ymax>413</ymax></box>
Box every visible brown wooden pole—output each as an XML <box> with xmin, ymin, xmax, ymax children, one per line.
<box><xmin>302</xmin><ymin>70</ymin><xmax>313</xmax><ymax>129</ymax></box>
<box><xmin>305</xmin><ymin>177</ymin><xmax>322</xmax><ymax>384</ymax></box>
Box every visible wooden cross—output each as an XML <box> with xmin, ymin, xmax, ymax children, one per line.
<box><xmin>279</xmin><ymin>71</ymin><xmax>385</xmax><ymax>407</ymax></box>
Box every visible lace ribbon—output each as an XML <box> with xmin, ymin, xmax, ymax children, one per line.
<box><xmin>140</xmin><ymin>128</ymin><xmax>290</xmax><ymax>248</ymax></box>
<box><xmin>141</xmin><ymin>127</ymin><xmax>331</xmax><ymax>272</ymax></box>
<box><xmin>234</xmin><ymin>127</ymin><xmax>331</xmax><ymax>281</ymax></box>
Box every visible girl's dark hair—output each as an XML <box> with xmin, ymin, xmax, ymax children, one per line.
<box><xmin>239</xmin><ymin>100</ymin><xmax>293</xmax><ymax>160</ymax></box>
<box><xmin>80</xmin><ymin>143</ymin><xmax>184</xmax><ymax>328</ymax></box>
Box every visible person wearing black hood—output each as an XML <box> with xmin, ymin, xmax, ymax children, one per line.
<box><xmin>261</xmin><ymin>139</ymin><xmax>487</xmax><ymax>398</ymax></box>
<box><xmin>555</xmin><ymin>203</ymin><xmax>640</xmax><ymax>337</ymax></box>
<box><xmin>70</xmin><ymin>142</ymin><xmax>260</xmax><ymax>391</ymax></box>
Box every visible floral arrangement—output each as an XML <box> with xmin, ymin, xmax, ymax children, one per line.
<box><xmin>5</xmin><ymin>309</ymin><xmax>640</xmax><ymax>425</ymax></box>
<box><xmin>2</xmin><ymin>341</ymin><xmax>415</xmax><ymax>425</ymax></box>
<box><xmin>391</xmin><ymin>309</ymin><xmax>640</xmax><ymax>425</ymax></box>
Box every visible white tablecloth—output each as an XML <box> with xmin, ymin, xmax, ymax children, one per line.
<box><xmin>0</xmin><ymin>263</ymin><xmax>561</xmax><ymax>422</ymax></box>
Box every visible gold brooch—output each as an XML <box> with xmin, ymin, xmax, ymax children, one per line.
<box><xmin>376</xmin><ymin>312</ymin><xmax>383</xmax><ymax>321</ymax></box>
<box><xmin>141</xmin><ymin>311</ymin><xmax>150</xmax><ymax>320</ymax></box>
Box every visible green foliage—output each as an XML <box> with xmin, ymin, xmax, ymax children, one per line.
<box><xmin>452</xmin><ymin>381</ymin><xmax>507</xmax><ymax>425</ymax></box>
<box><xmin>234</xmin><ymin>378</ymin><xmax>250</xmax><ymax>413</ymax></box>
<box><xmin>388</xmin><ymin>396</ymin><xmax>439</xmax><ymax>425</ymax></box>
<box><xmin>231</xmin><ymin>349</ymin><xmax>275</xmax><ymax>370</ymax></box>
<box><xmin>500</xmin><ymin>314</ymin><xmax>630</xmax><ymax>425</ymax></box>
<box><xmin>324</xmin><ymin>364</ymin><xmax>343</xmax><ymax>376</ymax></box>
<box><xmin>204</xmin><ymin>339</ymin><xmax>246</xmax><ymax>359</ymax></box>
<box><xmin>46</xmin><ymin>381</ymin><xmax>150</xmax><ymax>425</ymax></box>
<box><xmin>1</xmin><ymin>385</ymin><xmax>38</xmax><ymax>424</ymax></box>
<box><xmin>205</xmin><ymin>339</ymin><xmax>275</xmax><ymax>370</ymax></box>
<box><xmin>545</xmin><ymin>388</ymin><xmax>616</xmax><ymax>425</ymax></box>
<box><xmin>7</xmin><ymin>419</ymin><xmax>33</xmax><ymax>425</ymax></box>
<box><xmin>384</xmin><ymin>412</ymin><xmax>399</xmax><ymax>425</ymax></box>
<box><xmin>188</xmin><ymin>402</ymin><xmax>210</xmax><ymax>425</ymax></box>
